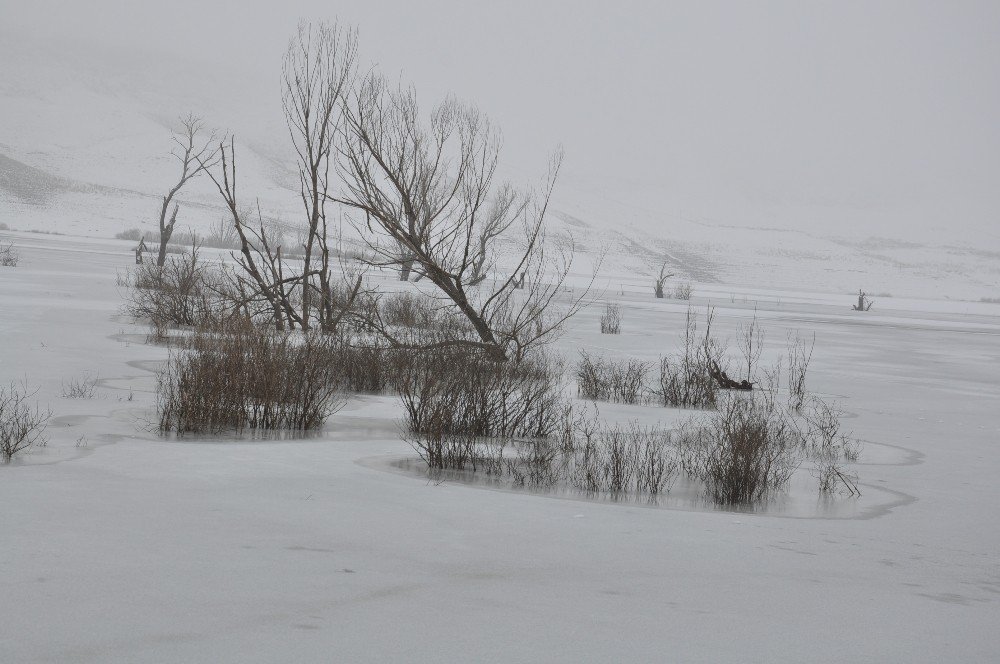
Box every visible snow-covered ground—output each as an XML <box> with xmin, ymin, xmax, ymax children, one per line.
<box><xmin>3</xmin><ymin>5</ymin><xmax>1000</xmax><ymax>658</ymax></box>
<box><xmin>2</xmin><ymin>232</ymin><xmax>998</xmax><ymax>662</ymax></box>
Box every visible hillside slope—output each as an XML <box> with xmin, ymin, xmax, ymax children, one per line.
<box><xmin>2</xmin><ymin>32</ymin><xmax>997</xmax><ymax>300</ymax></box>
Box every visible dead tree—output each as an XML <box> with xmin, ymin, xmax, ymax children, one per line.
<box><xmin>699</xmin><ymin>306</ymin><xmax>750</xmax><ymax>390</ymax></box>
<box><xmin>203</xmin><ymin>139</ymin><xmax>365</xmax><ymax>332</ymax></box>
<box><xmin>394</xmin><ymin>241</ymin><xmax>418</xmax><ymax>281</ymax></box>
<box><xmin>202</xmin><ymin>141</ymin><xmax>306</xmax><ymax>330</ymax></box>
<box><xmin>653</xmin><ymin>261</ymin><xmax>675</xmax><ymax>298</ymax></box>
<box><xmin>334</xmin><ymin>75</ymin><xmax>589</xmax><ymax>360</ymax></box>
<box><xmin>199</xmin><ymin>23</ymin><xmax>364</xmax><ymax>333</ymax></box>
<box><xmin>156</xmin><ymin>114</ymin><xmax>220</xmax><ymax>266</ymax></box>
<box><xmin>399</xmin><ymin>258</ymin><xmax>414</xmax><ymax>281</ymax></box>
<box><xmin>466</xmin><ymin>210</ymin><xmax>509</xmax><ymax>287</ymax></box>
<box><xmin>282</xmin><ymin>21</ymin><xmax>358</xmax><ymax>330</ymax></box>
<box><xmin>852</xmin><ymin>290</ymin><xmax>873</xmax><ymax>311</ymax></box>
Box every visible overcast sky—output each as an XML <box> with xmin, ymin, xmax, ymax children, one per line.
<box><xmin>4</xmin><ymin>0</ymin><xmax>999</xmax><ymax>239</ymax></box>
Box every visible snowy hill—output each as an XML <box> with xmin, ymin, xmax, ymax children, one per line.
<box><xmin>2</xmin><ymin>29</ymin><xmax>998</xmax><ymax>301</ymax></box>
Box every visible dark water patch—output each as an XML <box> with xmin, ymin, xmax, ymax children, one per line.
<box><xmin>362</xmin><ymin>453</ymin><xmax>913</xmax><ymax>521</ymax></box>
<box><xmin>161</xmin><ymin>415</ymin><xmax>398</xmax><ymax>445</ymax></box>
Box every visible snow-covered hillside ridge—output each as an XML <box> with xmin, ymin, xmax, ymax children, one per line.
<box><xmin>2</xmin><ymin>30</ymin><xmax>998</xmax><ymax>300</ymax></box>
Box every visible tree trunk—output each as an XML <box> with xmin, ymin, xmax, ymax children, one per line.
<box><xmin>157</xmin><ymin>200</ymin><xmax>178</xmax><ymax>267</ymax></box>
<box><xmin>400</xmin><ymin>258</ymin><xmax>413</xmax><ymax>281</ymax></box>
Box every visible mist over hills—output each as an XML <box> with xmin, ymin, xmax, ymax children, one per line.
<box><xmin>2</xmin><ymin>2</ymin><xmax>998</xmax><ymax>299</ymax></box>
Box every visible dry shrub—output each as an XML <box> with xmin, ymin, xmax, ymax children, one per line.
<box><xmin>121</xmin><ymin>248</ymin><xmax>274</xmax><ymax>333</ymax></box>
<box><xmin>115</xmin><ymin>228</ymin><xmax>149</xmax><ymax>242</ymax></box>
<box><xmin>688</xmin><ymin>391</ymin><xmax>799</xmax><ymax>505</ymax></box>
<box><xmin>816</xmin><ymin>456</ymin><xmax>860</xmax><ymax>496</ymax></box>
<box><xmin>414</xmin><ymin>403</ymin><xmax>679</xmax><ymax>499</ymax></box>
<box><xmin>656</xmin><ymin>355</ymin><xmax>717</xmax><ymax>409</ymax></box>
<box><xmin>800</xmin><ymin>398</ymin><xmax>861</xmax><ymax>495</ymax></box>
<box><xmin>673</xmin><ymin>282</ymin><xmax>693</xmax><ymax>300</ymax></box>
<box><xmin>654</xmin><ymin>307</ymin><xmax>721</xmax><ymax>409</ymax></box>
<box><xmin>407</xmin><ymin>431</ymin><xmax>478</xmax><ymax>470</ymax></box>
<box><xmin>317</xmin><ymin>330</ymin><xmax>429</xmax><ymax>395</ymax></box>
<box><xmin>61</xmin><ymin>373</ymin><xmax>98</xmax><ymax>399</ymax></box>
<box><xmin>358</xmin><ymin>289</ymin><xmax>477</xmax><ymax>338</ymax></box>
<box><xmin>329</xmin><ymin>340</ymin><xmax>395</xmax><ymax>393</ymax></box>
<box><xmin>569</xmin><ymin>422</ymin><xmax>676</xmax><ymax>495</ymax></box>
<box><xmin>574</xmin><ymin>350</ymin><xmax>604</xmax><ymax>400</ymax></box>
<box><xmin>600</xmin><ymin>302</ymin><xmax>621</xmax><ymax>334</ymax></box>
<box><xmin>327</xmin><ymin>290</ymin><xmax>480</xmax><ymax>394</ymax></box>
<box><xmin>404</xmin><ymin>432</ymin><xmax>510</xmax><ymax>474</ymax></box>
<box><xmin>672</xmin><ymin>418</ymin><xmax>707</xmax><ymax>479</ymax></box>
<box><xmin>0</xmin><ymin>241</ymin><xmax>18</xmax><ymax>267</ymax></box>
<box><xmin>506</xmin><ymin>438</ymin><xmax>562</xmax><ymax>487</ymax></box>
<box><xmin>575</xmin><ymin>350</ymin><xmax>649</xmax><ymax>404</ymax></box>
<box><xmin>787</xmin><ymin>332</ymin><xmax>815</xmax><ymax>412</ymax></box>
<box><xmin>157</xmin><ymin>327</ymin><xmax>344</xmax><ymax>435</ymax></box>
<box><xmin>0</xmin><ymin>382</ymin><xmax>50</xmax><ymax>463</ymax></box>
<box><xmin>579</xmin><ymin>310</ymin><xmax>730</xmax><ymax>409</ymax></box>
<box><xmin>401</xmin><ymin>349</ymin><xmax>566</xmax><ymax>467</ymax></box>
<box><xmin>203</xmin><ymin>216</ymin><xmax>241</xmax><ymax>249</ymax></box>
<box><xmin>379</xmin><ymin>291</ymin><xmax>438</xmax><ymax>329</ymax></box>
<box><xmin>116</xmin><ymin>223</ymin><xmax>253</xmax><ymax>252</ymax></box>
<box><xmin>736</xmin><ymin>309</ymin><xmax>764</xmax><ymax>386</ymax></box>
<box><xmin>122</xmin><ymin>247</ymin><xmax>219</xmax><ymax>329</ymax></box>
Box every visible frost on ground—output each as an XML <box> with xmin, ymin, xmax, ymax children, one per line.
<box><xmin>1</xmin><ymin>234</ymin><xmax>999</xmax><ymax>662</ymax></box>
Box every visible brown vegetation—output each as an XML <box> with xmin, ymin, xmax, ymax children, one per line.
<box><xmin>0</xmin><ymin>382</ymin><xmax>49</xmax><ymax>463</ymax></box>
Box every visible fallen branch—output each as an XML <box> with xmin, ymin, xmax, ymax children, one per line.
<box><xmin>708</xmin><ymin>360</ymin><xmax>753</xmax><ymax>390</ymax></box>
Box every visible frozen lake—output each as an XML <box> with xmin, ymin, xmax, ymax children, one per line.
<box><xmin>2</xmin><ymin>232</ymin><xmax>998</xmax><ymax>662</ymax></box>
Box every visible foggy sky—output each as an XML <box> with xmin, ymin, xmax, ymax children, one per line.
<box><xmin>4</xmin><ymin>0</ymin><xmax>999</xmax><ymax>241</ymax></box>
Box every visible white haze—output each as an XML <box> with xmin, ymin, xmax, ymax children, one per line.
<box><xmin>3</xmin><ymin>5</ymin><xmax>1000</xmax><ymax>660</ymax></box>
<box><xmin>2</xmin><ymin>0</ymin><xmax>999</xmax><ymax>277</ymax></box>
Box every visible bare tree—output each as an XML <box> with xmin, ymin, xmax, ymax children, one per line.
<box><xmin>156</xmin><ymin>114</ymin><xmax>221</xmax><ymax>266</ymax></box>
<box><xmin>202</xmin><ymin>137</ymin><xmax>365</xmax><ymax>332</ymax></box>
<box><xmin>203</xmin><ymin>141</ymin><xmax>307</xmax><ymax>330</ymax></box>
<box><xmin>333</xmin><ymin>75</ymin><xmax>587</xmax><ymax>360</ymax></box>
<box><xmin>197</xmin><ymin>22</ymin><xmax>365</xmax><ymax>333</ymax></box>
<box><xmin>394</xmin><ymin>240</ymin><xmax>418</xmax><ymax>281</ymax></box>
<box><xmin>282</xmin><ymin>21</ymin><xmax>358</xmax><ymax>330</ymax></box>
<box><xmin>466</xmin><ymin>207</ymin><xmax>510</xmax><ymax>287</ymax></box>
<box><xmin>200</xmin><ymin>23</ymin><xmax>586</xmax><ymax>348</ymax></box>
<box><xmin>653</xmin><ymin>261</ymin><xmax>674</xmax><ymax>298</ymax></box>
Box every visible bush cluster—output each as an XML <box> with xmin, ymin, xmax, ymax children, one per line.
<box><xmin>688</xmin><ymin>393</ymin><xmax>800</xmax><ymax>505</ymax></box>
<box><xmin>576</xmin><ymin>350</ymin><xmax>650</xmax><ymax>404</ymax></box>
<box><xmin>157</xmin><ymin>328</ymin><xmax>344</xmax><ymax>434</ymax></box>
<box><xmin>401</xmin><ymin>349</ymin><xmax>566</xmax><ymax>467</ymax></box>
<box><xmin>569</xmin><ymin>422</ymin><xmax>676</xmax><ymax>495</ymax></box>
<box><xmin>0</xmin><ymin>382</ymin><xmax>49</xmax><ymax>463</ymax></box>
